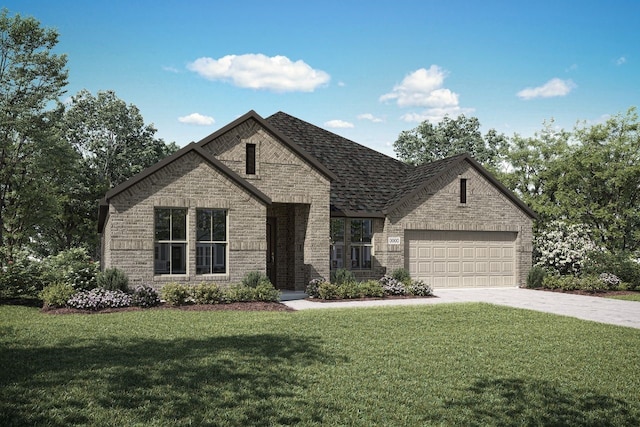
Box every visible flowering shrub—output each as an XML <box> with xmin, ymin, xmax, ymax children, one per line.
<box><xmin>67</xmin><ymin>288</ymin><xmax>131</xmax><ymax>310</ymax></box>
<box><xmin>407</xmin><ymin>280</ymin><xmax>433</xmax><ymax>297</ymax></box>
<box><xmin>42</xmin><ymin>248</ymin><xmax>98</xmax><ymax>290</ymax></box>
<box><xmin>39</xmin><ymin>283</ymin><xmax>76</xmax><ymax>308</ymax></box>
<box><xmin>534</xmin><ymin>221</ymin><xmax>598</xmax><ymax>275</ymax></box>
<box><xmin>380</xmin><ymin>275</ymin><xmax>407</xmax><ymax>296</ymax></box>
<box><xmin>582</xmin><ymin>250</ymin><xmax>640</xmax><ymax>290</ymax></box>
<box><xmin>0</xmin><ymin>252</ymin><xmax>45</xmax><ymax>298</ymax></box>
<box><xmin>599</xmin><ymin>273</ymin><xmax>621</xmax><ymax>289</ymax></box>
<box><xmin>131</xmin><ymin>285</ymin><xmax>161</xmax><ymax>308</ymax></box>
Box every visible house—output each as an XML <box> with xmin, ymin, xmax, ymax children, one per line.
<box><xmin>98</xmin><ymin>110</ymin><xmax>535</xmax><ymax>291</ymax></box>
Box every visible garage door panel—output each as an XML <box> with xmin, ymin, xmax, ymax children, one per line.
<box><xmin>407</xmin><ymin>230</ymin><xmax>516</xmax><ymax>289</ymax></box>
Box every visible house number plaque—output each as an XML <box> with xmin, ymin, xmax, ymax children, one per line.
<box><xmin>388</xmin><ymin>237</ymin><xmax>401</xmax><ymax>245</ymax></box>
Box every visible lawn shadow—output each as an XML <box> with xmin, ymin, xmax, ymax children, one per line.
<box><xmin>425</xmin><ymin>377</ymin><xmax>639</xmax><ymax>426</ymax></box>
<box><xmin>1</xmin><ymin>333</ymin><xmax>341</xmax><ymax>425</ymax></box>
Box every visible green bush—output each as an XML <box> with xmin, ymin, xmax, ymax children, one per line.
<box><xmin>359</xmin><ymin>280</ymin><xmax>384</xmax><ymax>298</ymax></box>
<box><xmin>131</xmin><ymin>285</ymin><xmax>161</xmax><ymax>308</ymax></box>
<box><xmin>96</xmin><ymin>268</ymin><xmax>129</xmax><ymax>292</ymax></box>
<box><xmin>242</xmin><ymin>271</ymin><xmax>271</xmax><ymax>288</ymax></box>
<box><xmin>331</xmin><ymin>268</ymin><xmax>356</xmax><ymax>286</ymax></box>
<box><xmin>0</xmin><ymin>252</ymin><xmax>45</xmax><ymax>299</ymax></box>
<box><xmin>252</xmin><ymin>282</ymin><xmax>280</xmax><ymax>302</ymax></box>
<box><xmin>42</xmin><ymin>248</ymin><xmax>98</xmax><ymax>290</ymax></box>
<box><xmin>161</xmin><ymin>283</ymin><xmax>191</xmax><ymax>306</ymax></box>
<box><xmin>317</xmin><ymin>282</ymin><xmax>340</xmax><ymax>300</ymax></box>
<box><xmin>192</xmin><ymin>283</ymin><xmax>225</xmax><ymax>304</ymax></box>
<box><xmin>337</xmin><ymin>281</ymin><xmax>362</xmax><ymax>299</ymax></box>
<box><xmin>391</xmin><ymin>268</ymin><xmax>412</xmax><ymax>285</ymax></box>
<box><xmin>583</xmin><ymin>251</ymin><xmax>640</xmax><ymax>290</ymax></box>
<box><xmin>39</xmin><ymin>283</ymin><xmax>76</xmax><ymax>308</ymax></box>
<box><xmin>542</xmin><ymin>275</ymin><xmax>579</xmax><ymax>291</ymax></box>
<box><xmin>580</xmin><ymin>275</ymin><xmax>606</xmax><ymax>293</ymax></box>
<box><xmin>225</xmin><ymin>284</ymin><xmax>255</xmax><ymax>303</ymax></box>
<box><xmin>526</xmin><ymin>266</ymin><xmax>547</xmax><ymax>288</ymax></box>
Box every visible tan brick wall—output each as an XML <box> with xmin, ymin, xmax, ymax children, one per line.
<box><xmin>377</xmin><ymin>161</ymin><xmax>533</xmax><ymax>286</ymax></box>
<box><xmin>202</xmin><ymin>118</ymin><xmax>331</xmax><ymax>290</ymax></box>
<box><xmin>102</xmin><ymin>151</ymin><xmax>267</xmax><ymax>288</ymax></box>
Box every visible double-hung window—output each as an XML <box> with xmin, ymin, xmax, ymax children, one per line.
<box><xmin>154</xmin><ymin>208</ymin><xmax>187</xmax><ymax>274</ymax></box>
<box><xmin>196</xmin><ymin>209</ymin><xmax>227</xmax><ymax>274</ymax></box>
<box><xmin>330</xmin><ymin>218</ymin><xmax>345</xmax><ymax>269</ymax></box>
<box><xmin>350</xmin><ymin>219</ymin><xmax>372</xmax><ymax>269</ymax></box>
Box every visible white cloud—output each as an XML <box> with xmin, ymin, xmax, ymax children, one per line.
<box><xmin>616</xmin><ymin>56</ymin><xmax>627</xmax><ymax>66</ymax></box>
<box><xmin>162</xmin><ymin>65</ymin><xmax>180</xmax><ymax>73</ymax></box>
<box><xmin>357</xmin><ymin>113</ymin><xmax>384</xmax><ymax>123</ymax></box>
<box><xmin>187</xmin><ymin>53</ymin><xmax>330</xmax><ymax>92</ymax></box>
<box><xmin>400</xmin><ymin>106</ymin><xmax>475</xmax><ymax>123</ymax></box>
<box><xmin>517</xmin><ymin>78</ymin><xmax>576</xmax><ymax>100</ymax></box>
<box><xmin>178</xmin><ymin>113</ymin><xmax>215</xmax><ymax>126</ymax></box>
<box><xmin>324</xmin><ymin>119</ymin><xmax>354</xmax><ymax>129</ymax></box>
<box><xmin>380</xmin><ymin>66</ymin><xmax>457</xmax><ymax>108</ymax></box>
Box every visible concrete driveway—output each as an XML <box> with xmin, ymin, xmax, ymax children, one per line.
<box><xmin>282</xmin><ymin>288</ymin><xmax>640</xmax><ymax>329</ymax></box>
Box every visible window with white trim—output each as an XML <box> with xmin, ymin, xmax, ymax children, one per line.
<box><xmin>350</xmin><ymin>219</ymin><xmax>372</xmax><ymax>269</ymax></box>
<box><xmin>196</xmin><ymin>209</ymin><xmax>227</xmax><ymax>274</ymax></box>
<box><xmin>154</xmin><ymin>208</ymin><xmax>187</xmax><ymax>274</ymax></box>
<box><xmin>330</xmin><ymin>218</ymin><xmax>345</xmax><ymax>270</ymax></box>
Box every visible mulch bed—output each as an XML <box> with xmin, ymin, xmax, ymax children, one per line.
<box><xmin>41</xmin><ymin>301</ymin><xmax>295</xmax><ymax>315</ymax></box>
<box><xmin>308</xmin><ymin>295</ymin><xmax>437</xmax><ymax>303</ymax></box>
<box><xmin>530</xmin><ymin>288</ymin><xmax>639</xmax><ymax>297</ymax></box>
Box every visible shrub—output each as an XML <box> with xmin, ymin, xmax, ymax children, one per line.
<box><xmin>42</xmin><ymin>248</ymin><xmax>98</xmax><ymax>290</ymax></box>
<box><xmin>252</xmin><ymin>282</ymin><xmax>280</xmax><ymax>302</ymax></box>
<box><xmin>331</xmin><ymin>268</ymin><xmax>356</xmax><ymax>286</ymax></box>
<box><xmin>131</xmin><ymin>285</ymin><xmax>161</xmax><ymax>308</ymax></box>
<box><xmin>242</xmin><ymin>271</ymin><xmax>271</xmax><ymax>288</ymax></box>
<box><xmin>161</xmin><ymin>283</ymin><xmax>191</xmax><ymax>306</ymax></box>
<box><xmin>542</xmin><ymin>275</ymin><xmax>579</xmax><ymax>291</ymax></box>
<box><xmin>39</xmin><ymin>283</ymin><xmax>76</xmax><ymax>308</ymax></box>
<box><xmin>192</xmin><ymin>283</ymin><xmax>225</xmax><ymax>304</ymax></box>
<box><xmin>580</xmin><ymin>275</ymin><xmax>606</xmax><ymax>293</ymax></box>
<box><xmin>380</xmin><ymin>275</ymin><xmax>407</xmax><ymax>296</ymax></box>
<box><xmin>0</xmin><ymin>252</ymin><xmax>45</xmax><ymax>299</ymax></box>
<box><xmin>96</xmin><ymin>268</ymin><xmax>129</xmax><ymax>292</ymax></box>
<box><xmin>599</xmin><ymin>273</ymin><xmax>621</xmax><ymax>290</ymax></box>
<box><xmin>534</xmin><ymin>221</ymin><xmax>598</xmax><ymax>275</ymax></box>
<box><xmin>407</xmin><ymin>280</ymin><xmax>433</xmax><ymax>297</ymax></box>
<box><xmin>583</xmin><ymin>251</ymin><xmax>640</xmax><ymax>290</ymax></box>
<box><xmin>306</xmin><ymin>278</ymin><xmax>325</xmax><ymax>298</ymax></box>
<box><xmin>526</xmin><ymin>266</ymin><xmax>547</xmax><ymax>289</ymax></box>
<box><xmin>317</xmin><ymin>282</ymin><xmax>340</xmax><ymax>300</ymax></box>
<box><xmin>67</xmin><ymin>288</ymin><xmax>132</xmax><ymax>310</ymax></box>
<box><xmin>337</xmin><ymin>281</ymin><xmax>361</xmax><ymax>299</ymax></box>
<box><xmin>225</xmin><ymin>284</ymin><xmax>255</xmax><ymax>303</ymax></box>
<box><xmin>359</xmin><ymin>280</ymin><xmax>384</xmax><ymax>298</ymax></box>
<box><xmin>391</xmin><ymin>268</ymin><xmax>412</xmax><ymax>285</ymax></box>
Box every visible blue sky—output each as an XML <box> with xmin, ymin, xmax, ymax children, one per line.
<box><xmin>7</xmin><ymin>0</ymin><xmax>639</xmax><ymax>156</ymax></box>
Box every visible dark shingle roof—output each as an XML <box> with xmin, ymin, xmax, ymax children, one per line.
<box><xmin>266</xmin><ymin>111</ymin><xmax>412</xmax><ymax>215</ymax></box>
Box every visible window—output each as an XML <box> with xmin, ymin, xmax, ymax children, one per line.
<box><xmin>246</xmin><ymin>143</ymin><xmax>256</xmax><ymax>175</ymax></box>
<box><xmin>460</xmin><ymin>178</ymin><xmax>467</xmax><ymax>204</ymax></box>
<box><xmin>196</xmin><ymin>209</ymin><xmax>227</xmax><ymax>274</ymax></box>
<box><xmin>154</xmin><ymin>208</ymin><xmax>187</xmax><ymax>274</ymax></box>
<box><xmin>330</xmin><ymin>218</ymin><xmax>345</xmax><ymax>269</ymax></box>
<box><xmin>350</xmin><ymin>219</ymin><xmax>372</xmax><ymax>269</ymax></box>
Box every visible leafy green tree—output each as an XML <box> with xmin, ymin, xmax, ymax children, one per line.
<box><xmin>63</xmin><ymin>89</ymin><xmax>178</xmax><ymax>188</ymax></box>
<box><xmin>393</xmin><ymin>114</ymin><xmax>506</xmax><ymax>171</ymax></box>
<box><xmin>0</xmin><ymin>9</ymin><xmax>68</xmax><ymax>264</ymax></box>
<box><xmin>555</xmin><ymin>108</ymin><xmax>640</xmax><ymax>253</ymax></box>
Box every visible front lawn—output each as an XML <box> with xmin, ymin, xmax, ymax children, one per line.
<box><xmin>606</xmin><ymin>293</ymin><xmax>640</xmax><ymax>302</ymax></box>
<box><xmin>1</xmin><ymin>304</ymin><xmax>639</xmax><ymax>425</ymax></box>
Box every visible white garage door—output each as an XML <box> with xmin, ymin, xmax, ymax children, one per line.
<box><xmin>407</xmin><ymin>230</ymin><xmax>517</xmax><ymax>288</ymax></box>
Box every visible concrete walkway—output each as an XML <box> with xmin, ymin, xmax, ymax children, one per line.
<box><xmin>282</xmin><ymin>288</ymin><xmax>640</xmax><ymax>329</ymax></box>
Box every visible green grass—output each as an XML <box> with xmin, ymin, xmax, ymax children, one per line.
<box><xmin>607</xmin><ymin>293</ymin><xmax>640</xmax><ymax>301</ymax></box>
<box><xmin>1</xmin><ymin>304</ymin><xmax>639</xmax><ymax>426</ymax></box>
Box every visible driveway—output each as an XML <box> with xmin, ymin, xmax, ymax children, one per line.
<box><xmin>282</xmin><ymin>288</ymin><xmax>640</xmax><ymax>329</ymax></box>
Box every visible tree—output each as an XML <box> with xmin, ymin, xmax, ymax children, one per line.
<box><xmin>63</xmin><ymin>89</ymin><xmax>178</xmax><ymax>189</ymax></box>
<box><xmin>393</xmin><ymin>114</ymin><xmax>506</xmax><ymax>171</ymax></box>
<box><xmin>555</xmin><ymin>108</ymin><xmax>640</xmax><ymax>253</ymax></box>
<box><xmin>0</xmin><ymin>9</ymin><xmax>68</xmax><ymax>264</ymax></box>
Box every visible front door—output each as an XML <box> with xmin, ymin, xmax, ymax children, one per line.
<box><xmin>266</xmin><ymin>217</ymin><xmax>277</xmax><ymax>286</ymax></box>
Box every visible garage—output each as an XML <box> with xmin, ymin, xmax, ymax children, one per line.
<box><xmin>406</xmin><ymin>230</ymin><xmax>517</xmax><ymax>288</ymax></box>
